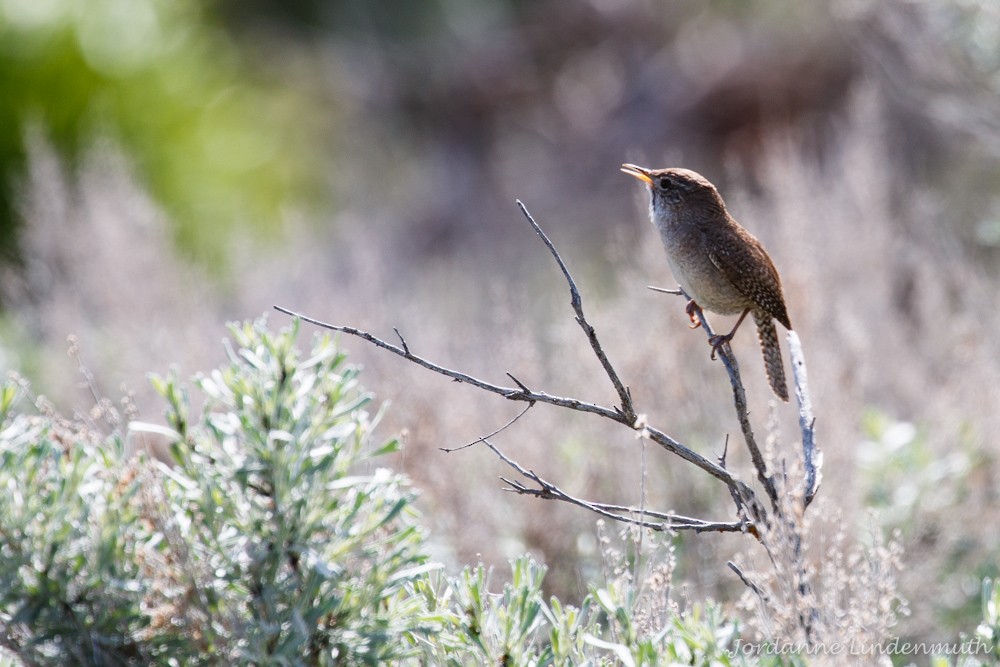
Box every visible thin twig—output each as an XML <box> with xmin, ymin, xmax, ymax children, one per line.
<box><xmin>677</xmin><ymin>292</ymin><xmax>778</xmax><ymax>510</ymax></box>
<box><xmin>585</xmin><ymin>500</ymin><xmax>748</xmax><ymax>531</ymax></box>
<box><xmin>719</xmin><ymin>433</ymin><xmax>748</xmax><ymax>516</ymax></box>
<box><xmin>728</xmin><ymin>561</ymin><xmax>770</xmax><ymax>602</ymax></box>
<box><xmin>636</xmin><ymin>431</ymin><xmax>647</xmax><ymax>582</ymax></box>
<box><xmin>393</xmin><ymin>327</ymin><xmax>410</xmax><ymax>355</ymax></box>
<box><xmin>516</xmin><ymin>200</ymin><xmax>636</xmax><ymax>423</ymax></box>
<box><xmin>487</xmin><ymin>438</ymin><xmax>745</xmax><ymax>534</ymax></box>
<box><xmin>647</xmin><ymin>285</ymin><xmax>683</xmax><ymax>296</ymax></box>
<box><xmin>440</xmin><ymin>403</ymin><xmax>535</xmax><ymax>453</ymax></box>
<box><xmin>506</xmin><ymin>372</ymin><xmax>531</xmax><ymax>393</ymax></box>
<box><xmin>272</xmin><ymin>305</ymin><xmax>751</xmax><ymax>497</ymax></box>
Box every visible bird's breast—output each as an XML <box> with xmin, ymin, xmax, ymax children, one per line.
<box><xmin>650</xmin><ymin>215</ymin><xmax>749</xmax><ymax>315</ymax></box>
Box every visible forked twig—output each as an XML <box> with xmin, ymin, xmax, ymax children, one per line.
<box><xmin>440</xmin><ymin>403</ymin><xmax>535</xmax><ymax>453</ymax></box>
<box><xmin>517</xmin><ymin>200</ymin><xmax>636</xmax><ymax>423</ymax></box>
<box><xmin>271</xmin><ymin>199</ymin><xmax>822</xmax><ymax>550</ymax></box>
<box><xmin>486</xmin><ymin>438</ymin><xmax>747</xmax><ymax>534</ymax></box>
<box><xmin>272</xmin><ymin>305</ymin><xmax>749</xmax><ymax>497</ymax></box>
<box><xmin>652</xmin><ymin>288</ymin><xmax>821</xmax><ymax>515</ymax></box>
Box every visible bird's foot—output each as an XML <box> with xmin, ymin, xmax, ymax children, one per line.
<box><xmin>708</xmin><ymin>333</ymin><xmax>734</xmax><ymax>360</ymax></box>
<box><xmin>685</xmin><ymin>299</ymin><xmax>702</xmax><ymax>329</ymax></box>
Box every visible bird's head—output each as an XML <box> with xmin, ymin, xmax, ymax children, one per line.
<box><xmin>620</xmin><ymin>164</ymin><xmax>724</xmax><ymax>217</ymax></box>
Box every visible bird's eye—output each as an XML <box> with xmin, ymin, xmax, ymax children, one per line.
<box><xmin>657</xmin><ymin>177</ymin><xmax>673</xmax><ymax>190</ymax></box>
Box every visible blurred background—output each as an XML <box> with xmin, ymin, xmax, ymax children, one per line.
<box><xmin>2</xmin><ymin>0</ymin><xmax>1000</xmax><ymax>648</ymax></box>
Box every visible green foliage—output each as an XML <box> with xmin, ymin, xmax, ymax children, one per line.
<box><xmin>0</xmin><ymin>321</ymin><xmax>432</xmax><ymax>664</ymax></box>
<box><xmin>860</xmin><ymin>411</ymin><xmax>977</xmax><ymax>516</ymax></box>
<box><xmin>147</xmin><ymin>319</ymin><xmax>435</xmax><ymax>663</ymax></box>
<box><xmin>977</xmin><ymin>578</ymin><xmax>1000</xmax><ymax>662</ymax></box>
<box><xmin>585</xmin><ymin>584</ymin><xmax>748</xmax><ymax>667</ymax></box>
<box><xmin>0</xmin><ymin>319</ymin><xmax>764</xmax><ymax>665</ymax></box>
<box><xmin>408</xmin><ymin>555</ymin><xmax>756</xmax><ymax>666</ymax></box>
<box><xmin>859</xmin><ymin>410</ymin><xmax>997</xmax><ymax>633</ymax></box>
<box><xmin>0</xmin><ymin>0</ymin><xmax>323</xmax><ymax>264</ymax></box>
<box><xmin>0</xmin><ymin>394</ymin><xmax>154</xmax><ymax>665</ymax></box>
<box><xmin>929</xmin><ymin>578</ymin><xmax>1000</xmax><ymax>667</ymax></box>
<box><xmin>440</xmin><ymin>557</ymin><xmax>557</xmax><ymax>665</ymax></box>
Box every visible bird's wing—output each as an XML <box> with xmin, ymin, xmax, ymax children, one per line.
<box><xmin>707</xmin><ymin>226</ymin><xmax>791</xmax><ymax>329</ymax></box>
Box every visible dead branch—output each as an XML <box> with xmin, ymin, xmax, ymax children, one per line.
<box><xmin>728</xmin><ymin>560</ymin><xmax>770</xmax><ymax>602</ymax></box>
<box><xmin>440</xmin><ymin>403</ymin><xmax>535</xmax><ymax>453</ymax></box>
<box><xmin>485</xmin><ymin>438</ymin><xmax>748</xmax><ymax>534</ymax></box>
<box><xmin>788</xmin><ymin>331</ymin><xmax>821</xmax><ymax>506</ymax></box>
<box><xmin>655</xmin><ymin>286</ymin><xmax>821</xmax><ymax>514</ymax></box>
<box><xmin>676</xmin><ymin>293</ymin><xmax>779</xmax><ymax>509</ymax></box>
<box><xmin>272</xmin><ymin>198</ymin><xmax>824</xmax><ymax>545</ymax></box>
<box><xmin>516</xmin><ymin>200</ymin><xmax>635</xmax><ymax>423</ymax></box>
<box><xmin>269</xmin><ymin>307</ymin><xmax>754</xmax><ymax>501</ymax></box>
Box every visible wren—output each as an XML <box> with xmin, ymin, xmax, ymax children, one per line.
<box><xmin>622</xmin><ymin>164</ymin><xmax>792</xmax><ymax>401</ymax></box>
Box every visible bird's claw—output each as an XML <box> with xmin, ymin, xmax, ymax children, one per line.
<box><xmin>708</xmin><ymin>334</ymin><xmax>733</xmax><ymax>360</ymax></box>
<box><xmin>685</xmin><ymin>299</ymin><xmax>702</xmax><ymax>329</ymax></box>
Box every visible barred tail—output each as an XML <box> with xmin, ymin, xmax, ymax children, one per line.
<box><xmin>753</xmin><ymin>310</ymin><xmax>788</xmax><ymax>402</ymax></box>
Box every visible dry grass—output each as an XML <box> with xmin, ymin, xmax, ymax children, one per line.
<box><xmin>731</xmin><ymin>472</ymin><xmax>904</xmax><ymax>660</ymax></box>
<box><xmin>3</xmin><ymin>133</ymin><xmax>224</xmax><ymax>408</ymax></box>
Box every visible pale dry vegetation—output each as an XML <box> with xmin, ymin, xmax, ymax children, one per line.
<box><xmin>3</xmin><ymin>0</ymin><xmax>1000</xmax><ymax>656</ymax></box>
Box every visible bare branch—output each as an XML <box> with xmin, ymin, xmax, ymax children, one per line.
<box><xmin>505</xmin><ymin>372</ymin><xmax>531</xmax><ymax>394</ymax></box>
<box><xmin>272</xmin><ymin>199</ymin><xmax>802</xmax><ymax>531</ymax></box>
<box><xmin>585</xmin><ymin>500</ymin><xmax>749</xmax><ymax>533</ymax></box>
<box><xmin>393</xmin><ymin>327</ymin><xmax>410</xmax><ymax>355</ymax></box>
<box><xmin>271</xmin><ymin>305</ymin><xmax>751</xmax><ymax>497</ymax></box>
<box><xmin>728</xmin><ymin>560</ymin><xmax>770</xmax><ymax>601</ymax></box>
<box><xmin>487</xmin><ymin>438</ymin><xmax>746</xmax><ymax>534</ymax></box>
<box><xmin>674</xmin><ymin>292</ymin><xmax>779</xmax><ymax>509</ymax></box>
<box><xmin>516</xmin><ymin>200</ymin><xmax>636</xmax><ymax>423</ymax></box>
<box><xmin>788</xmin><ymin>331</ymin><xmax>821</xmax><ymax>506</ymax></box>
<box><xmin>654</xmin><ymin>288</ymin><xmax>821</xmax><ymax>514</ymax></box>
<box><xmin>440</xmin><ymin>403</ymin><xmax>535</xmax><ymax>453</ymax></box>
<box><xmin>274</xmin><ymin>305</ymin><xmax>537</xmax><ymax>399</ymax></box>
<box><xmin>647</xmin><ymin>285</ymin><xmax>683</xmax><ymax>296</ymax></box>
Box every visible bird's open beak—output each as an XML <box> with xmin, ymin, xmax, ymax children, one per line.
<box><xmin>620</xmin><ymin>163</ymin><xmax>653</xmax><ymax>184</ymax></box>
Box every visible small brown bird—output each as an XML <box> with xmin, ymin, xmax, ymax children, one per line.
<box><xmin>621</xmin><ymin>164</ymin><xmax>792</xmax><ymax>401</ymax></box>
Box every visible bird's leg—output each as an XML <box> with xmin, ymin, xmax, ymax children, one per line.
<box><xmin>685</xmin><ymin>299</ymin><xmax>702</xmax><ymax>329</ymax></box>
<box><xmin>708</xmin><ymin>308</ymin><xmax>751</xmax><ymax>360</ymax></box>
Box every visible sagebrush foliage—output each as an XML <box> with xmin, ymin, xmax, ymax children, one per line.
<box><xmin>0</xmin><ymin>385</ymin><xmax>153</xmax><ymax>665</ymax></box>
<box><xmin>145</xmin><ymin>319</ymin><xmax>435</xmax><ymax>663</ymax></box>
<box><xmin>0</xmin><ymin>321</ymin><xmax>435</xmax><ymax>664</ymax></box>
<box><xmin>1</xmin><ymin>318</ymin><xmax>924</xmax><ymax>665</ymax></box>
